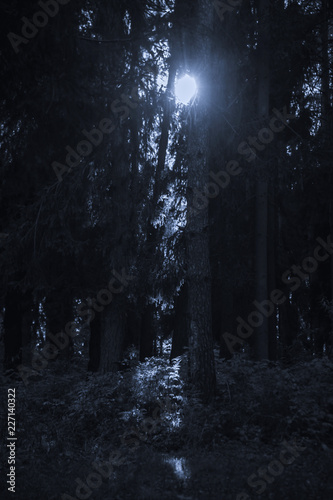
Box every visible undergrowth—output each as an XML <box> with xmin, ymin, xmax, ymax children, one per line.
<box><xmin>1</xmin><ymin>350</ymin><xmax>333</xmax><ymax>499</ymax></box>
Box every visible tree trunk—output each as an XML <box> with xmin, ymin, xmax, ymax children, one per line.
<box><xmin>171</xmin><ymin>283</ymin><xmax>189</xmax><ymax>360</ymax></box>
<box><xmin>279</xmin><ymin>299</ymin><xmax>299</xmax><ymax>355</ymax></box>
<box><xmin>254</xmin><ymin>0</ymin><xmax>270</xmax><ymax>360</ymax></box>
<box><xmin>140</xmin><ymin>302</ymin><xmax>155</xmax><ymax>362</ymax></box>
<box><xmin>219</xmin><ymin>291</ymin><xmax>234</xmax><ymax>360</ymax></box>
<box><xmin>88</xmin><ymin>312</ymin><xmax>101</xmax><ymax>372</ymax></box>
<box><xmin>21</xmin><ymin>291</ymin><xmax>34</xmax><ymax>366</ymax></box>
<box><xmin>329</xmin><ymin>200</ymin><xmax>333</xmax><ymax>357</ymax></box>
<box><xmin>268</xmin><ymin>180</ymin><xmax>277</xmax><ymax>360</ymax></box>
<box><xmin>99</xmin><ymin>299</ymin><xmax>125</xmax><ymax>373</ymax></box>
<box><xmin>321</xmin><ymin>0</ymin><xmax>333</xmax><ymax>356</ymax></box>
<box><xmin>185</xmin><ymin>0</ymin><xmax>216</xmax><ymax>401</ymax></box>
<box><xmin>44</xmin><ymin>290</ymin><xmax>74</xmax><ymax>359</ymax></box>
<box><xmin>4</xmin><ymin>287</ymin><xmax>24</xmax><ymax>370</ymax></box>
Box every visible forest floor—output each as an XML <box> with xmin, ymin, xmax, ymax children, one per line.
<box><xmin>1</xmin><ymin>346</ymin><xmax>333</xmax><ymax>500</ymax></box>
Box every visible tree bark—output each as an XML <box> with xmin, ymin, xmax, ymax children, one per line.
<box><xmin>44</xmin><ymin>290</ymin><xmax>74</xmax><ymax>359</ymax></box>
<box><xmin>99</xmin><ymin>299</ymin><xmax>125</xmax><ymax>373</ymax></box>
<box><xmin>171</xmin><ymin>283</ymin><xmax>189</xmax><ymax>360</ymax></box>
<box><xmin>88</xmin><ymin>312</ymin><xmax>101</xmax><ymax>372</ymax></box>
<box><xmin>254</xmin><ymin>0</ymin><xmax>270</xmax><ymax>360</ymax></box>
<box><xmin>185</xmin><ymin>0</ymin><xmax>216</xmax><ymax>401</ymax></box>
<box><xmin>268</xmin><ymin>180</ymin><xmax>277</xmax><ymax>360</ymax></box>
<box><xmin>21</xmin><ymin>291</ymin><xmax>34</xmax><ymax>366</ymax></box>
<box><xmin>219</xmin><ymin>290</ymin><xmax>234</xmax><ymax>360</ymax></box>
<box><xmin>140</xmin><ymin>302</ymin><xmax>155</xmax><ymax>362</ymax></box>
<box><xmin>321</xmin><ymin>0</ymin><xmax>333</xmax><ymax>356</ymax></box>
<box><xmin>4</xmin><ymin>287</ymin><xmax>24</xmax><ymax>370</ymax></box>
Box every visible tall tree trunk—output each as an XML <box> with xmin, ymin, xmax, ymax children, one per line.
<box><xmin>99</xmin><ymin>298</ymin><xmax>126</xmax><ymax>373</ymax></box>
<box><xmin>268</xmin><ymin>180</ymin><xmax>277</xmax><ymax>360</ymax></box>
<box><xmin>185</xmin><ymin>0</ymin><xmax>216</xmax><ymax>401</ymax></box>
<box><xmin>140</xmin><ymin>302</ymin><xmax>155</xmax><ymax>361</ymax></box>
<box><xmin>21</xmin><ymin>291</ymin><xmax>34</xmax><ymax>366</ymax></box>
<box><xmin>219</xmin><ymin>290</ymin><xmax>234</xmax><ymax>360</ymax></box>
<box><xmin>321</xmin><ymin>0</ymin><xmax>333</xmax><ymax>356</ymax></box>
<box><xmin>3</xmin><ymin>287</ymin><xmax>24</xmax><ymax>370</ymax></box>
<box><xmin>254</xmin><ymin>0</ymin><xmax>270</xmax><ymax>360</ymax></box>
<box><xmin>328</xmin><ymin>196</ymin><xmax>333</xmax><ymax>353</ymax></box>
<box><xmin>153</xmin><ymin>57</ymin><xmax>177</xmax><ymax>206</ymax></box>
<box><xmin>44</xmin><ymin>290</ymin><xmax>74</xmax><ymax>359</ymax></box>
<box><xmin>171</xmin><ymin>283</ymin><xmax>189</xmax><ymax>360</ymax></box>
<box><xmin>88</xmin><ymin>312</ymin><xmax>101</xmax><ymax>372</ymax></box>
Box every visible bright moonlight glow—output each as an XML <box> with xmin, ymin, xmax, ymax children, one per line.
<box><xmin>175</xmin><ymin>75</ymin><xmax>197</xmax><ymax>105</ymax></box>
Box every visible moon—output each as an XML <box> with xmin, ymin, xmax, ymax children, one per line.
<box><xmin>175</xmin><ymin>75</ymin><xmax>197</xmax><ymax>105</ymax></box>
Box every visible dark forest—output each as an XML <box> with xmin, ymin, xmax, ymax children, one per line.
<box><xmin>1</xmin><ymin>1</ymin><xmax>333</xmax><ymax>499</ymax></box>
